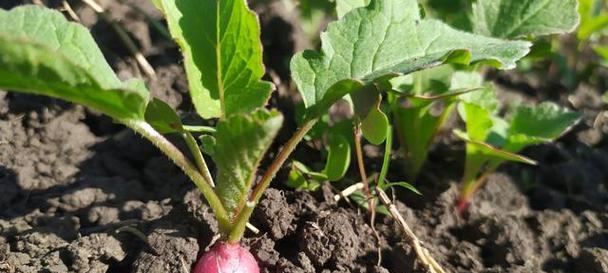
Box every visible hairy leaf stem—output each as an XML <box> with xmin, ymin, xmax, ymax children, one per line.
<box><xmin>227</xmin><ymin>118</ymin><xmax>317</xmax><ymax>243</ymax></box>
<box><xmin>183</xmin><ymin>131</ymin><xmax>215</xmax><ymax>187</ymax></box>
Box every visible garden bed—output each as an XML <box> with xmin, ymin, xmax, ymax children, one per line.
<box><xmin>0</xmin><ymin>0</ymin><xmax>607</xmax><ymax>272</ymax></box>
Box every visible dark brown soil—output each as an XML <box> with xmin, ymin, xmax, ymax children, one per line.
<box><xmin>1</xmin><ymin>1</ymin><xmax>607</xmax><ymax>273</ymax></box>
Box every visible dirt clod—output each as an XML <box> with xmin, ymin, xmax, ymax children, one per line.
<box><xmin>66</xmin><ymin>233</ymin><xmax>126</xmax><ymax>273</ymax></box>
<box><xmin>254</xmin><ymin>188</ymin><xmax>296</xmax><ymax>240</ymax></box>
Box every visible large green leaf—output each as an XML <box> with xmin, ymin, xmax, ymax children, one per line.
<box><xmin>291</xmin><ymin>0</ymin><xmax>530</xmax><ymax>118</ymax></box>
<box><xmin>156</xmin><ymin>0</ymin><xmax>273</xmax><ymax>119</ymax></box>
<box><xmin>472</xmin><ymin>0</ymin><xmax>580</xmax><ymax>39</ymax></box>
<box><xmin>0</xmin><ymin>6</ymin><xmax>149</xmax><ymax>121</ymax></box>
<box><xmin>505</xmin><ymin>102</ymin><xmax>580</xmax><ymax>152</ymax></box>
<box><xmin>212</xmin><ymin>109</ymin><xmax>283</xmax><ymax>216</ymax></box>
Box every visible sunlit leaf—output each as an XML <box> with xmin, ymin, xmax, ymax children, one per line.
<box><xmin>505</xmin><ymin>102</ymin><xmax>581</xmax><ymax>152</ymax></box>
<box><xmin>0</xmin><ymin>6</ymin><xmax>149</xmax><ymax>121</ymax></box>
<box><xmin>291</xmin><ymin>0</ymin><xmax>531</xmax><ymax>118</ymax></box>
<box><xmin>472</xmin><ymin>0</ymin><xmax>580</xmax><ymax>39</ymax></box>
<box><xmin>156</xmin><ymin>0</ymin><xmax>273</xmax><ymax>118</ymax></box>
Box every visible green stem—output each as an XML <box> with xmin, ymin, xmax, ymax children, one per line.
<box><xmin>183</xmin><ymin>125</ymin><xmax>217</xmax><ymax>134</ymax></box>
<box><xmin>125</xmin><ymin>120</ymin><xmax>231</xmax><ymax>233</ymax></box>
<box><xmin>182</xmin><ymin>131</ymin><xmax>215</xmax><ymax>187</ymax></box>
<box><xmin>227</xmin><ymin>118</ymin><xmax>317</xmax><ymax>243</ymax></box>
<box><xmin>377</xmin><ymin>125</ymin><xmax>392</xmax><ymax>189</ymax></box>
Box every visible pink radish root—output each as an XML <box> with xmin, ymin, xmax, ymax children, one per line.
<box><xmin>193</xmin><ymin>242</ymin><xmax>259</xmax><ymax>273</ymax></box>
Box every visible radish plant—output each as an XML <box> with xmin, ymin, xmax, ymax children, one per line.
<box><xmin>0</xmin><ymin>0</ymin><xmax>581</xmax><ymax>271</ymax></box>
<box><xmin>346</xmin><ymin>0</ymin><xmax>583</xmax><ymax>181</ymax></box>
<box><xmin>389</xmin><ymin>67</ymin><xmax>483</xmax><ymax>179</ymax></box>
<box><xmin>455</xmin><ymin>88</ymin><xmax>581</xmax><ymax>212</ymax></box>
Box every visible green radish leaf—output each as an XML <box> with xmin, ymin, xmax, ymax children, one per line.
<box><xmin>392</xmin><ymin>68</ymin><xmax>482</xmax><ymax>179</ymax></box>
<box><xmin>595</xmin><ymin>46</ymin><xmax>608</xmax><ymax>67</ymax></box>
<box><xmin>291</xmin><ymin>0</ymin><xmax>531</xmax><ymax>117</ymax></box>
<box><xmin>0</xmin><ymin>6</ymin><xmax>149</xmax><ymax>121</ymax></box>
<box><xmin>292</xmin><ymin>161</ymin><xmax>329</xmax><ymax>181</ymax></box>
<box><xmin>394</xmin><ymin>99</ymin><xmax>446</xmax><ymax>178</ymax></box>
<box><xmin>286</xmin><ymin>163</ymin><xmax>322</xmax><ymax>191</ymax></box>
<box><xmin>336</xmin><ymin>0</ymin><xmax>370</xmax><ymax>18</ymax></box>
<box><xmin>306</xmin><ymin>79</ymin><xmax>364</xmax><ymax>120</ymax></box>
<box><xmin>390</xmin><ymin>65</ymin><xmax>454</xmax><ymax>96</ymax></box>
<box><xmin>361</xmin><ymin>100</ymin><xmax>389</xmax><ymax>145</ymax></box>
<box><xmin>382</xmin><ymin>181</ymin><xmax>422</xmax><ymax>195</ymax></box>
<box><xmin>577</xmin><ymin>0</ymin><xmax>608</xmax><ymax>40</ymax></box>
<box><xmin>213</xmin><ymin>109</ymin><xmax>283</xmax><ymax>216</ymax></box>
<box><xmin>472</xmin><ymin>0</ymin><xmax>580</xmax><ymax>39</ymax></box>
<box><xmin>351</xmin><ymin>83</ymin><xmax>388</xmax><ymax>146</ymax></box>
<box><xmin>354</xmin><ymin>88</ymin><xmax>388</xmax><ymax>145</ymax></box>
<box><xmin>145</xmin><ymin>98</ymin><xmax>183</xmax><ymax>134</ymax></box>
<box><xmin>199</xmin><ymin>135</ymin><xmax>216</xmax><ymax>156</ymax></box>
<box><xmin>323</xmin><ymin>133</ymin><xmax>351</xmax><ymax>181</ymax></box>
<box><xmin>458</xmin><ymin>102</ymin><xmax>494</xmax><ymax>142</ymax></box>
<box><xmin>505</xmin><ymin>102</ymin><xmax>581</xmax><ymax>152</ymax></box>
<box><xmin>450</xmin><ymin>71</ymin><xmax>483</xmax><ymax>91</ymax></box>
<box><xmin>156</xmin><ymin>0</ymin><xmax>273</xmax><ymax>119</ymax></box>
<box><xmin>458</xmin><ymin>84</ymin><xmax>499</xmax><ymax>113</ymax></box>
<box><xmin>454</xmin><ymin>129</ymin><xmax>537</xmax><ymax>165</ymax></box>
<box><xmin>351</xmin><ymin>84</ymin><xmax>381</xmax><ymax>121</ymax></box>
<box><xmin>579</xmin><ymin>15</ymin><xmax>608</xmax><ymax>41</ymax></box>
<box><xmin>391</xmin><ymin>68</ymin><xmax>483</xmax><ymax>101</ymax></box>
<box><xmin>286</xmin><ymin>165</ymin><xmax>308</xmax><ymax>189</ymax></box>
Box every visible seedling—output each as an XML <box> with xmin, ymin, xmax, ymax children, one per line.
<box><xmin>389</xmin><ymin>67</ymin><xmax>483</xmax><ymax>179</ymax></box>
<box><xmin>380</xmin><ymin>0</ymin><xmax>580</xmax><ymax>182</ymax></box>
<box><xmin>0</xmin><ymin>0</ymin><xmax>578</xmax><ymax>271</ymax></box>
<box><xmin>456</xmin><ymin>87</ymin><xmax>581</xmax><ymax>213</ymax></box>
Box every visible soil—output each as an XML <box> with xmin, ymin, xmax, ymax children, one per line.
<box><xmin>1</xmin><ymin>1</ymin><xmax>607</xmax><ymax>273</ymax></box>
